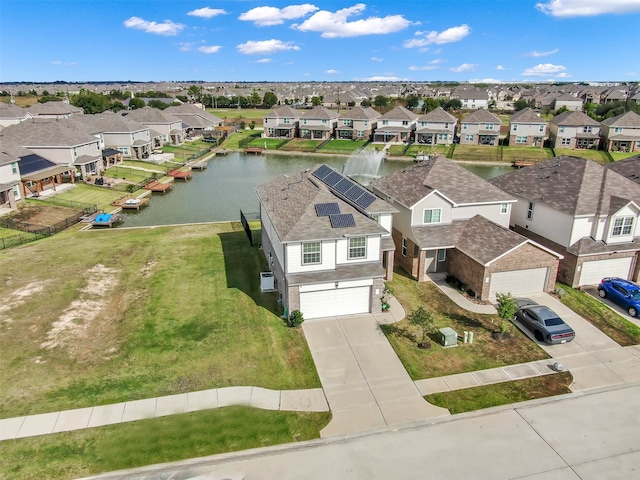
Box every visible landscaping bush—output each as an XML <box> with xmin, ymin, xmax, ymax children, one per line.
<box><xmin>288</xmin><ymin>310</ymin><xmax>304</xmax><ymax>328</ymax></box>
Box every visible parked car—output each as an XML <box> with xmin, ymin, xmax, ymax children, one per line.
<box><xmin>514</xmin><ymin>298</ymin><xmax>576</xmax><ymax>344</ymax></box>
<box><xmin>597</xmin><ymin>277</ymin><xmax>640</xmax><ymax>317</ymax></box>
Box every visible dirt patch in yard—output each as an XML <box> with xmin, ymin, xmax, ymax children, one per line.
<box><xmin>0</xmin><ymin>280</ymin><xmax>49</xmax><ymax>323</ymax></box>
<box><xmin>4</xmin><ymin>203</ymin><xmax>80</xmax><ymax>227</ymax></box>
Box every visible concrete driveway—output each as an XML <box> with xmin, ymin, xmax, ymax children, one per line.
<box><xmin>582</xmin><ymin>286</ymin><xmax>640</xmax><ymax>328</ymax></box>
<box><xmin>513</xmin><ymin>292</ymin><xmax>640</xmax><ymax>391</ymax></box>
<box><xmin>302</xmin><ymin>314</ymin><xmax>449</xmax><ymax>437</ymax></box>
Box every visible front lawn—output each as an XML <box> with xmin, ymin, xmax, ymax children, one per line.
<box><xmin>0</xmin><ymin>223</ymin><xmax>320</xmax><ymax>419</ymax></box>
<box><xmin>381</xmin><ymin>271</ymin><xmax>549</xmax><ymax>380</ymax></box>
<box><xmin>0</xmin><ymin>407</ymin><xmax>330</xmax><ymax>480</ymax></box>
<box><xmin>557</xmin><ymin>283</ymin><xmax>640</xmax><ymax>346</ymax></box>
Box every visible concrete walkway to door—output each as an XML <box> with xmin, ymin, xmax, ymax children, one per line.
<box><xmin>302</xmin><ymin>300</ymin><xmax>449</xmax><ymax>437</ymax></box>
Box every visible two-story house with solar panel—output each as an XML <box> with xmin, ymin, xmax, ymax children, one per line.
<box><xmin>255</xmin><ymin>164</ymin><xmax>397</xmax><ymax>320</ymax></box>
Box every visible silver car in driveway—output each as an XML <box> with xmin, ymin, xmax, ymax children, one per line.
<box><xmin>514</xmin><ymin>298</ymin><xmax>576</xmax><ymax>344</ymax></box>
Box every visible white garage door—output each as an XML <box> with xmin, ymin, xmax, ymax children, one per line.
<box><xmin>300</xmin><ymin>286</ymin><xmax>371</xmax><ymax>319</ymax></box>
<box><xmin>490</xmin><ymin>267</ymin><xmax>548</xmax><ymax>298</ymax></box>
<box><xmin>579</xmin><ymin>257</ymin><xmax>633</xmax><ymax>286</ymax></box>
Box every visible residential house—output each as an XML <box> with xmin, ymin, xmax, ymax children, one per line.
<box><xmin>124</xmin><ymin>107</ymin><xmax>185</xmax><ymax>147</ymax></box>
<box><xmin>255</xmin><ymin>164</ymin><xmax>397</xmax><ymax>319</ymax></box>
<box><xmin>459</xmin><ymin>109</ymin><xmax>502</xmax><ymax>146</ymax></box>
<box><xmin>600</xmin><ymin>111</ymin><xmax>640</xmax><ymax>153</ymax></box>
<box><xmin>0</xmin><ymin>150</ymin><xmax>22</xmax><ymax>210</ymax></box>
<box><xmin>299</xmin><ymin>106</ymin><xmax>339</xmax><ymax>140</ymax></box>
<box><xmin>163</xmin><ymin>104</ymin><xmax>222</xmax><ymax>139</ymax></box>
<box><xmin>548</xmin><ymin>111</ymin><xmax>601</xmax><ymax>149</ymax></box>
<box><xmin>509</xmin><ymin>108</ymin><xmax>547</xmax><ymax>147</ymax></box>
<box><xmin>0</xmin><ymin>117</ymin><xmax>103</xmax><ymax>180</ymax></box>
<box><xmin>372</xmin><ymin>106</ymin><xmax>418</xmax><ymax>143</ymax></box>
<box><xmin>369</xmin><ymin>156</ymin><xmax>562</xmax><ymax>300</ymax></box>
<box><xmin>84</xmin><ymin>115</ymin><xmax>153</xmax><ymax>161</ymax></box>
<box><xmin>490</xmin><ymin>156</ymin><xmax>640</xmax><ymax>287</ymax></box>
<box><xmin>452</xmin><ymin>88</ymin><xmax>490</xmax><ymax>110</ymax></box>
<box><xmin>335</xmin><ymin>106</ymin><xmax>380</xmax><ymax>141</ymax></box>
<box><xmin>0</xmin><ymin>103</ymin><xmax>31</xmax><ymax>129</ymax></box>
<box><xmin>26</xmin><ymin>101</ymin><xmax>83</xmax><ymax>118</ymax></box>
<box><xmin>262</xmin><ymin>105</ymin><xmax>301</xmax><ymax>139</ymax></box>
<box><xmin>552</xmin><ymin>94</ymin><xmax>583</xmax><ymax>112</ymax></box>
<box><xmin>415</xmin><ymin>107</ymin><xmax>457</xmax><ymax>145</ymax></box>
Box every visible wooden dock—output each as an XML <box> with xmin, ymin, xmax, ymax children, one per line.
<box><xmin>244</xmin><ymin>147</ymin><xmax>264</xmax><ymax>155</ymax></box>
<box><xmin>168</xmin><ymin>169</ymin><xmax>193</xmax><ymax>180</ymax></box>
<box><xmin>144</xmin><ymin>180</ymin><xmax>174</xmax><ymax>192</ymax></box>
<box><xmin>112</xmin><ymin>196</ymin><xmax>150</xmax><ymax>210</ymax></box>
<box><xmin>92</xmin><ymin>212</ymin><xmax>123</xmax><ymax>228</ymax></box>
<box><xmin>512</xmin><ymin>160</ymin><xmax>538</xmax><ymax>168</ymax></box>
<box><xmin>190</xmin><ymin>160</ymin><xmax>208</xmax><ymax>170</ymax></box>
<box><xmin>214</xmin><ymin>149</ymin><xmax>230</xmax><ymax>156</ymax></box>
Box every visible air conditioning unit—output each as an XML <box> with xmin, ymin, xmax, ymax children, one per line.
<box><xmin>438</xmin><ymin>327</ymin><xmax>458</xmax><ymax>347</ymax></box>
<box><xmin>260</xmin><ymin>272</ymin><xmax>275</xmax><ymax>292</ymax></box>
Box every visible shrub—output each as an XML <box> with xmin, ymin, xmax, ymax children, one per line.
<box><xmin>288</xmin><ymin>310</ymin><xmax>304</xmax><ymax>328</ymax></box>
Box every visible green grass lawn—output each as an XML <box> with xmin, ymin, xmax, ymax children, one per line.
<box><xmin>557</xmin><ymin>283</ymin><xmax>640</xmax><ymax>346</ymax></box>
<box><xmin>247</xmin><ymin>137</ymin><xmax>287</xmax><ymax>149</ymax></box>
<box><xmin>0</xmin><ymin>406</ymin><xmax>331</xmax><ymax>480</ymax></box>
<box><xmin>207</xmin><ymin>108</ymin><xmax>271</xmax><ymax>121</ymax></box>
<box><xmin>0</xmin><ymin>223</ymin><xmax>320</xmax><ymax>419</ymax></box>
<box><xmin>451</xmin><ymin>145</ymin><xmax>504</xmax><ymax>162</ymax></box>
<box><xmin>219</xmin><ymin>130</ymin><xmax>261</xmax><ymax>150</ymax></box>
<box><xmin>0</xmin><ymin>227</ymin><xmax>27</xmax><ymax>239</ymax></box>
<box><xmin>387</xmin><ymin>145</ymin><xmax>410</xmax><ymax>156</ymax></box>
<box><xmin>279</xmin><ymin>138</ymin><xmax>323</xmax><ymax>152</ymax></box>
<box><xmin>120</xmin><ymin>160</ymin><xmax>168</xmax><ymax>172</ymax></box>
<box><xmin>610</xmin><ymin>151</ymin><xmax>638</xmax><ymax>161</ymax></box>
<box><xmin>501</xmin><ymin>147</ymin><xmax>554</xmax><ymax>161</ymax></box>
<box><xmin>405</xmin><ymin>144</ymin><xmax>450</xmax><ymax>157</ymax></box>
<box><xmin>53</xmin><ymin>184</ymin><xmax>125</xmax><ymax>212</ymax></box>
<box><xmin>554</xmin><ymin>148</ymin><xmax>612</xmax><ymax>164</ymax></box>
<box><xmin>318</xmin><ymin>139</ymin><xmax>366</xmax><ymax>154</ymax></box>
<box><xmin>382</xmin><ymin>271</ymin><xmax>549</xmax><ymax>379</ymax></box>
<box><xmin>104</xmin><ymin>166</ymin><xmax>150</xmax><ymax>183</ymax></box>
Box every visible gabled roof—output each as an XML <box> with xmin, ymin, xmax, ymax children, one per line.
<box><xmin>164</xmin><ymin>104</ymin><xmax>222</xmax><ymax>124</ymax></box>
<box><xmin>490</xmin><ymin>156</ymin><xmax>640</xmax><ymax>216</ymax></box>
<box><xmin>550</xmin><ymin>110</ymin><xmax>600</xmax><ymax>126</ymax></box>
<box><xmin>418</xmin><ymin>107</ymin><xmax>457</xmax><ymax>123</ymax></box>
<box><xmin>0</xmin><ymin>103</ymin><xmax>30</xmax><ymax>119</ymax></box>
<box><xmin>0</xmin><ymin>117</ymin><xmax>98</xmax><ymax>148</ymax></box>
<box><xmin>300</xmin><ymin>106</ymin><xmax>339</xmax><ymax>120</ymax></box>
<box><xmin>264</xmin><ymin>105</ymin><xmax>301</xmax><ymax>119</ymax></box>
<box><xmin>460</xmin><ymin>109</ymin><xmax>501</xmax><ymax>124</ymax></box>
<box><xmin>601</xmin><ymin>110</ymin><xmax>640</xmax><ymax>127</ymax></box>
<box><xmin>26</xmin><ymin>102</ymin><xmax>83</xmax><ymax>115</ymax></box>
<box><xmin>510</xmin><ymin>108</ymin><xmax>546</xmax><ymax>124</ymax></box>
<box><xmin>255</xmin><ymin>168</ymin><xmax>388</xmax><ymax>243</ymax></box>
<box><xmin>338</xmin><ymin>106</ymin><xmax>381</xmax><ymax>120</ymax></box>
<box><xmin>124</xmin><ymin>106</ymin><xmax>182</xmax><ymax>125</ymax></box>
<box><xmin>83</xmin><ymin>114</ymin><xmax>148</xmax><ymax>134</ymax></box>
<box><xmin>378</xmin><ymin>106</ymin><xmax>419</xmax><ymax>121</ymax></box>
<box><xmin>606</xmin><ymin>155</ymin><xmax>640</xmax><ymax>184</ymax></box>
<box><xmin>370</xmin><ymin>155</ymin><xmax>514</xmax><ymax>208</ymax></box>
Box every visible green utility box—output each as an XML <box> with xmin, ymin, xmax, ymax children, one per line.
<box><xmin>438</xmin><ymin>327</ymin><xmax>458</xmax><ymax>347</ymax></box>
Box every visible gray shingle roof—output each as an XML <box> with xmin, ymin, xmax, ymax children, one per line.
<box><xmin>370</xmin><ymin>155</ymin><xmax>514</xmax><ymax>208</ymax></box>
<box><xmin>0</xmin><ymin>117</ymin><xmax>97</xmax><ymax>147</ymax></box>
<box><xmin>300</xmin><ymin>106</ymin><xmax>339</xmax><ymax>120</ymax></box>
<box><xmin>490</xmin><ymin>156</ymin><xmax>640</xmax><ymax>216</ymax></box>
<box><xmin>601</xmin><ymin>110</ymin><xmax>640</xmax><ymax>127</ymax></box>
<box><xmin>124</xmin><ymin>106</ymin><xmax>181</xmax><ymax>124</ymax></box>
<box><xmin>338</xmin><ymin>106</ymin><xmax>381</xmax><ymax>120</ymax></box>
<box><xmin>378</xmin><ymin>106</ymin><xmax>419</xmax><ymax>121</ymax></box>
<box><xmin>461</xmin><ymin>109</ymin><xmax>501</xmax><ymax>124</ymax></box>
<box><xmin>82</xmin><ymin>114</ymin><xmax>147</xmax><ymax>134</ymax></box>
<box><xmin>510</xmin><ymin>108</ymin><xmax>546</xmax><ymax>124</ymax></box>
<box><xmin>606</xmin><ymin>155</ymin><xmax>640</xmax><ymax>184</ymax></box>
<box><xmin>418</xmin><ymin>107</ymin><xmax>457</xmax><ymax>123</ymax></box>
<box><xmin>550</xmin><ymin>110</ymin><xmax>600</xmax><ymax>126</ymax></box>
<box><xmin>265</xmin><ymin>105</ymin><xmax>301</xmax><ymax>119</ymax></box>
<box><xmin>455</xmin><ymin>215</ymin><xmax>527</xmax><ymax>265</ymax></box>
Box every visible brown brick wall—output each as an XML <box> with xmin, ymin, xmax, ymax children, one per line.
<box><xmin>489</xmin><ymin>242</ymin><xmax>559</xmax><ymax>293</ymax></box>
<box><xmin>392</xmin><ymin>227</ymin><xmax>421</xmax><ymax>280</ymax></box>
<box><xmin>447</xmin><ymin>249</ymin><xmax>487</xmax><ymax>298</ymax></box>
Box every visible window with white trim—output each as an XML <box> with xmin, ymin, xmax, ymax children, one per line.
<box><xmin>363</xmin><ymin>120</ymin><xmax>368</xmax><ymax>126</ymax></box>
<box><xmin>485</xmin><ymin>123</ymin><xmax>494</xmax><ymax>130</ymax></box>
<box><xmin>583</xmin><ymin>126</ymin><xmax>592</xmax><ymax>133</ymax></box>
<box><xmin>423</xmin><ymin>208</ymin><xmax>442</xmax><ymax>224</ymax></box>
<box><xmin>437</xmin><ymin>249</ymin><xmax>446</xmax><ymax>262</ymax></box>
<box><xmin>382</xmin><ymin>120</ymin><xmax>389</xmax><ymax>126</ymax></box>
<box><xmin>516</xmin><ymin>136</ymin><xmax>527</xmax><ymax>144</ymax></box>
<box><xmin>614</xmin><ymin>127</ymin><xmax>623</xmax><ymax>133</ymax></box>
<box><xmin>500</xmin><ymin>203</ymin><xmax>508</xmax><ymax>214</ymax></box>
<box><xmin>512</xmin><ymin>124</ymin><xmax>518</xmax><ymax>131</ymax></box>
<box><xmin>284</xmin><ymin>118</ymin><xmax>291</xmax><ymax>124</ymax></box>
<box><xmin>539</xmin><ymin>125</ymin><xmax>545</xmax><ymax>132</ymax></box>
<box><xmin>612</xmin><ymin>216</ymin><xmax>634</xmax><ymax>236</ymax></box>
<box><xmin>11</xmin><ymin>162</ymin><xmax>18</xmax><ymax>174</ymax></box>
<box><xmin>302</xmin><ymin>242</ymin><xmax>321</xmax><ymax>264</ymax></box>
<box><xmin>561</xmin><ymin>138</ymin><xmax>570</xmax><ymax>145</ymax></box>
<box><xmin>465</xmin><ymin>134</ymin><xmax>474</xmax><ymax>141</ymax></box>
<box><xmin>559</xmin><ymin>126</ymin><xmax>565</xmax><ymax>133</ymax></box>
<box><xmin>402</xmin><ymin>238</ymin><xmax>407</xmax><ymax>256</ymax></box>
<box><xmin>348</xmin><ymin>237</ymin><xmax>366</xmax><ymax>259</ymax></box>
<box><xmin>527</xmin><ymin>202</ymin><xmax>534</xmax><ymax>220</ymax></box>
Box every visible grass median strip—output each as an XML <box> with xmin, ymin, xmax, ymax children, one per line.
<box><xmin>0</xmin><ymin>407</ymin><xmax>331</xmax><ymax>480</ymax></box>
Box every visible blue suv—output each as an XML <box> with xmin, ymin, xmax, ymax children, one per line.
<box><xmin>597</xmin><ymin>277</ymin><xmax>640</xmax><ymax>317</ymax></box>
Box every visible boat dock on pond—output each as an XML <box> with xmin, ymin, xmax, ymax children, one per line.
<box><xmin>168</xmin><ymin>168</ymin><xmax>193</xmax><ymax>180</ymax></box>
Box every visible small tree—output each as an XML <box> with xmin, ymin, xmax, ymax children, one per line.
<box><xmin>408</xmin><ymin>307</ymin><xmax>437</xmax><ymax>347</ymax></box>
<box><xmin>495</xmin><ymin>292</ymin><xmax>517</xmax><ymax>334</ymax></box>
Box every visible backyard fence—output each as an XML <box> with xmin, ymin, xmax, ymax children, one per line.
<box><xmin>1</xmin><ymin>210</ymin><xmax>90</xmax><ymax>237</ymax></box>
<box><xmin>32</xmin><ymin>197</ymin><xmax>97</xmax><ymax>214</ymax></box>
<box><xmin>0</xmin><ymin>231</ymin><xmax>48</xmax><ymax>250</ymax></box>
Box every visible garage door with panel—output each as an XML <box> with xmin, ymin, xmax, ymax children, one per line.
<box><xmin>490</xmin><ymin>267</ymin><xmax>548</xmax><ymax>298</ymax></box>
<box><xmin>579</xmin><ymin>257</ymin><xmax>633</xmax><ymax>286</ymax></box>
<box><xmin>300</xmin><ymin>286</ymin><xmax>371</xmax><ymax>319</ymax></box>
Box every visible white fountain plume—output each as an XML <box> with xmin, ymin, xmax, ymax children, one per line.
<box><xmin>342</xmin><ymin>147</ymin><xmax>386</xmax><ymax>179</ymax></box>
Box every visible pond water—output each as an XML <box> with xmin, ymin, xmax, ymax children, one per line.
<box><xmin>119</xmin><ymin>153</ymin><xmax>515</xmax><ymax>227</ymax></box>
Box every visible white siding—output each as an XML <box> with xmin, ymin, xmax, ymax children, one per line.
<box><xmin>335</xmin><ymin>236</ymin><xmax>380</xmax><ymax>264</ymax></box>
<box><xmin>451</xmin><ymin>204</ymin><xmax>511</xmax><ymax>226</ymax></box>
<box><xmin>570</xmin><ymin>217</ymin><xmax>597</xmax><ymax>245</ymax></box>
<box><xmin>260</xmin><ymin>205</ymin><xmax>285</xmax><ymax>269</ymax></box>
<box><xmin>511</xmin><ymin>196</ymin><xmax>574</xmax><ymax>247</ymax></box>
<box><xmin>378</xmin><ymin>213</ymin><xmax>393</xmax><ymax>233</ymax></box>
<box><xmin>287</xmin><ymin>241</ymin><xmax>336</xmax><ymax>274</ymax></box>
<box><xmin>604</xmin><ymin>205</ymin><xmax>639</xmax><ymax>244</ymax></box>
<box><xmin>411</xmin><ymin>193</ymin><xmax>452</xmax><ymax>226</ymax></box>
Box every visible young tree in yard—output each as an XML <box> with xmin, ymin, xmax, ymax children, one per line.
<box><xmin>408</xmin><ymin>307</ymin><xmax>437</xmax><ymax>347</ymax></box>
<box><xmin>422</xmin><ymin>97</ymin><xmax>441</xmax><ymax>113</ymax></box>
<box><xmin>128</xmin><ymin>98</ymin><xmax>145</xmax><ymax>109</ymax></box>
<box><xmin>374</xmin><ymin>95</ymin><xmax>389</xmax><ymax>108</ymax></box>
<box><xmin>405</xmin><ymin>94</ymin><xmax>420</xmax><ymax>110</ymax></box>
<box><xmin>495</xmin><ymin>292</ymin><xmax>518</xmax><ymax>334</ymax></box>
<box><xmin>249</xmin><ymin>90</ymin><xmax>262</xmax><ymax>107</ymax></box>
<box><xmin>263</xmin><ymin>91</ymin><xmax>278</xmax><ymax>108</ymax></box>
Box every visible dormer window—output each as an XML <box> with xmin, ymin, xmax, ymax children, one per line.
<box><xmin>612</xmin><ymin>216</ymin><xmax>634</xmax><ymax>236</ymax></box>
<box><xmin>423</xmin><ymin>208</ymin><xmax>442</xmax><ymax>224</ymax></box>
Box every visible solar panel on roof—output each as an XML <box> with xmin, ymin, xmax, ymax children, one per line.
<box><xmin>344</xmin><ymin>184</ymin><xmax>366</xmax><ymax>202</ymax></box>
<box><xmin>323</xmin><ymin>171</ymin><xmax>343</xmax><ymax>187</ymax></box>
<box><xmin>315</xmin><ymin>202</ymin><xmax>340</xmax><ymax>216</ymax></box>
<box><xmin>312</xmin><ymin>164</ymin><xmax>332</xmax><ymax>179</ymax></box>
<box><xmin>334</xmin><ymin>178</ymin><xmax>354</xmax><ymax>194</ymax></box>
<box><xmin>329</xmin><ymin>213</ymin><xmax>356</xmax><ymax>228</ymax></box>
<box><xmin>355</xmin><ymin>192</ymin><xmax>376</xmax><ymax>208</ymax></box>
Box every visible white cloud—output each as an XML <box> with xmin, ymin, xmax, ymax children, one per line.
<box><xmin>293</xmin><ymin>4</ymin><xmax>411</xmax><ymax>38</ymax></box>
<box><xmin>257</xmin><ymin>58</ymin><xmax>272</xmax><ymax>63</ymax></box>
<box><xmin>522</xmin><ymin>63</ymin><xmax>567</xmax><ymax>76</ymax></box>
<box><xmin>404</xmin><ymin>24</ymin><xmax>470</xmax><ymax>49</ymax></box>
<box><xmin>187</xmin><ymin>7</ymin><xmax>227</xmax><ymax>19</ymax></box>
<box><xmin>371</xmin><ymin>56</ymin><xmax>384</xmax><ymax>62</ymax></box>
<box><xmin>51</xmin><ymin>61</ymin><xmax>77</xmax><ymax>66</ymax></box>
<box><xmin>325</xmin><ymin>69</ymin><xmax>340</xmax><ymax>74</ymax></box>
<box><xmin>123</xmin><ymin>16</ymin><xmax>185</xmax><ymax>36</ymax></box>
<box><xmin>536</xmin><ymin>0</ymin><xmax>640</xmax><ymax>17</ymax></box>
<box><xmin>237</xmin><ymin>39</ymin><xmax>301</xmax><ymax>55</ymax></box>
<box><xmin>409</xmin><ymin>65</ymin><xmax>439</xmax><ymax>71</ymax></box>
<box><xmin>496</xmin><ymin>65</ymin><xmax>505</xmax><ymax>70</ymax></box>
<box><xmin>354</xmin><ymin>75</ymin><xmax>408</xmax><ymax>81</ymax></box>
<box><xmin>429</xmin><ymin>58</ymin><xmax>445</xmax><ymax>64</ymax></box>
<box><xmin>198</xmin><ymin>45</ymin><xmax>222</xmax><ymax>54</ymax></box>
<box><xmin>527</xmin><ymin>48</ymin><xmax>559</xmax><ymax>57</ymax></box>
<box><xmin>239</xmin><ymin>4</ymin><xmax>319</xmax><ymax>26</ymax></box>
<box><xmin>450</xmin><ymin>63</ymin><xmax>478</xmax><ymax>73</ymax></box>
<box><xmin>469</xmin><ymin>78</ymin><xmax>505</xmax><ymax>83</ymax></box>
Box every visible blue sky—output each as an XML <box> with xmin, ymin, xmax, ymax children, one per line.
<box><xmin>1</xmin><ymin>0</ymin><xmax>640</xmax><ymax>83</ymax></box>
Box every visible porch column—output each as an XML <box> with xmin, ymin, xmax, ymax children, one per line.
<box><xmin>385</xmin><ymin>250</ymin><xmax>395</xmax><ymax>281</ymax></box>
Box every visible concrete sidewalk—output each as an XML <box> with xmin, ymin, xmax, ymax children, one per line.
<box><xmin>0</xmin><ymin>386</ymin><xmax>327</xmax><ymax>441</ymax></box>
